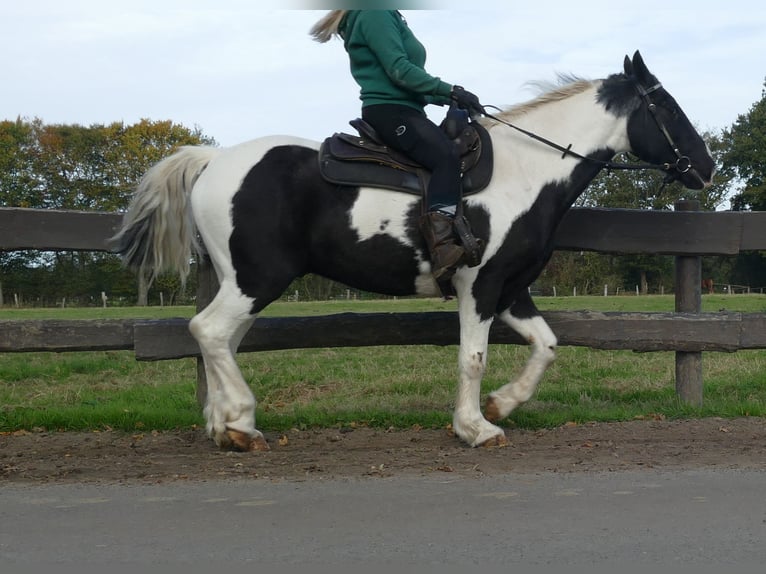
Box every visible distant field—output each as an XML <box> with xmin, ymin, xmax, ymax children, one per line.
<box><xmin>0</xmin><ymin>294</ymin><xmax>764</xmax><ymax>433</ymax></box>
<box><xmin>0</xmin><ymin>293</ymin><xmax>763</xmax><ymax>320</ymax></box>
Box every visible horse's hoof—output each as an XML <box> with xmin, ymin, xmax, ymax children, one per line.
<box><xmin>478</xmin><ymin>433</ymin><xmax>509</xmax><ymax>448</ymax></box>
<box><xmin>484</xmin><ymin>396</ymin><xmax>502</xmax><ymax>422</ymax></box>
<box><xmin>224</xmin><ymin>430</ymin><xmax>270</xmax><ymax>452</ymax></box>
<box><xmin>250</xmin><ymin>434</ymin><xmax>271</xmax><ymax>452</ymax></box>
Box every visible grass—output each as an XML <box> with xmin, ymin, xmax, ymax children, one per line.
<box><xmin>0</xmin><ymin>294</ymin><xmax>764</xmax><ymax>433</ymax></box>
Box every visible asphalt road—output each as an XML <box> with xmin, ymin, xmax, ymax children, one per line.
<box><xmin>2</xmin><ymin>469</ymin><xmax>765</xmax><ymax>566</ymax></box>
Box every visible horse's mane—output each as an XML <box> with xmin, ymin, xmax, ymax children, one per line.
<box><xmin>485</xmin><ymin>74</ymin><xmax>599</xmax><ymax>125</ymax></box>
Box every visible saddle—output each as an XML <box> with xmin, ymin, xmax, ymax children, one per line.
<box><xmin>318</xmin><ymin>112</ymin><xmax>493</xmax><ymax>197</ymax></box>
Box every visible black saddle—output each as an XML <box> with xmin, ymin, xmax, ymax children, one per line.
<box><xmin>318</xmin><ymin>113</ymin><xmax>493</xmax><ymax>196</ymax></box>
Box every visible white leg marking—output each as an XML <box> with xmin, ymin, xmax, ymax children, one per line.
<box><xmin>486</xmin><ymin>311</ymin><xmax>557</xmax><ymax>421</ymax></box>
<box><xmin>189</xmin><ymin>280</ymin><xmax>261</xmax><ymax>448</ymax></box>
<box><xmin>451</xmin><ymin>290</ymin><xmax>507</xmax><ymax>447</ymax></box>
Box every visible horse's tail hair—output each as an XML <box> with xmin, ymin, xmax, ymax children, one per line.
<box><xmin>110</xmin><ymin>145</ymin><xmax>221</xmax><ymax>286</ymax></box>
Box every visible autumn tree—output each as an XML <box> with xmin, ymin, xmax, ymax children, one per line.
<box><xmin>0</xmin><ymin>118</ymin><xmax>214</xmax><ymax>306</ymax></box>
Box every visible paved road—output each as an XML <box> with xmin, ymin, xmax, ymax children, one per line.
<box><xmin>2</xmin><ymin>469</ymin><xmax>765</xmax><ymax>565</ymax></box>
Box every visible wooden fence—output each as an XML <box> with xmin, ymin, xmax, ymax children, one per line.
<box><xmin>1</xmin><ymin>202</ymin><xmax>765</xmax><ymax>405</ymax></box>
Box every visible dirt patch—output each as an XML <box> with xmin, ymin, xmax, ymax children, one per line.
<box><xmin>2</xmin><ymin>417</ymin><xmax>765</xmax><ymax>484</ymax></box>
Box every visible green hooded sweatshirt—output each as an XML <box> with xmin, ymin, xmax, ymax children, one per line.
<box><xmin>338</xmin><ymin>10</ymin><xmax>453</xmax><ymax>111</ymax></box>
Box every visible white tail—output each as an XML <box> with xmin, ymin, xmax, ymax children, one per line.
<box><xmin>111</xmin><ymin>145</ymin><xmax>221</xmax><ymax>285</ymax></box>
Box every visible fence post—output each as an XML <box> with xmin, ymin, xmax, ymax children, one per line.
<box><xmin>674</xmin><ymin>199</ymin><xmax>703</xmax><ymax>405</ymax></box>
<box><xmin>195</xmin><ymin>253</ymin><xmax>219</xmax><ymax>407</ymax></box>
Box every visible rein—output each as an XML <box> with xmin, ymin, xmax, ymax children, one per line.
<box><xmin>481</xmin><ymin>107</ymin><xmax>670</xmax><ymax>175</ymax></box>
<box><xmin>479</xmin><ymin>77</ymin><xmax>703</xmax><ymax>186</ymax></box>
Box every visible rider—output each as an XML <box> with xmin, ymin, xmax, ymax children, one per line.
<box><xmin>310</xmin><ymin>10</ymin><xmax>485</xmax><ymax>283</ymax></box>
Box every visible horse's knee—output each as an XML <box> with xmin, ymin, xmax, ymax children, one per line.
<box><xmin>189</xmin><ymin>313</ymin><xmax>216</xmax><ymax>348</ymax></box>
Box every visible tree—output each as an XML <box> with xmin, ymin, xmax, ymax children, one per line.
<box><xmin>724</xmin><ymin>79</ymin><xmax>766</xmax><ymax>212</ymax></box>
<box><xmin>0</xmin><ymin>118</ymin><xmax>214</xmax><ymax>306</ymax></box>
<box><xmin>579</xmin><ymin>129</ymin><xmax>731</xmax><ymax>211</ymax></box>
<box><xmin>553</xmin><ymin>129</ymin><xmax>734</xmax><ymax>295</ymax></box>
<box><xmin>0</xmin><ymin>119</ymin><xmax>41</xmax><ymax>208</ymax></box>
<box><xmin>720</xmin><ymin>80</ymin><xmax>766</xmax><ymax>290</ymax></box>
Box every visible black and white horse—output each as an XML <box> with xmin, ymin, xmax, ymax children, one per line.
<box><xmin>113</xmin><ymin>52</ymin><xmax>714</xmax><ymax>451</ymax></box>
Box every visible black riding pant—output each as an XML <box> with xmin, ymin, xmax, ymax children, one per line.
<box><xmin>362</xmin><ymin>104</ymin><xmax>461</xmax><ymax>212</ymax></box>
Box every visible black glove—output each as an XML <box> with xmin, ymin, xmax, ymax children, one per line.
<box><xmin>450</xmin><ymin>85</ymin><xmax>485</xmax><ymax>116</ymax></box>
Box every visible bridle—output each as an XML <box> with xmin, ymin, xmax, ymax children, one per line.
<box><xmin>480</xmin><ymin>75</ymin><xmax>707</xmax><ymax>187</ymax></box>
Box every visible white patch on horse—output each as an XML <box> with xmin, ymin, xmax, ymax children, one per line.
<box><xmin>349</xmin><ymin>187</ymin><xmax>417</xmax><ymax>245</ymax></box>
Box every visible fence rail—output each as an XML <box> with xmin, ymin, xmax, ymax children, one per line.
<box><xmin>1</xmin><ymin>204</ymin><xmax>766</xmax><ymax>405</ymax></box>
<box><xmin>2</xmin><ymin>311</ymin><xmax>766</xmax><ymax>358</ymax></box>
<box><xmin>2</xmin><ymin>205</ymin><xmax>765</xmax><ymax>254</ymax></box>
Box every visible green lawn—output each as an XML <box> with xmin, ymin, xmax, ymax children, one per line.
<box><xmin>1</xmin><ymin>294</ymin><xmax>764</xmax><ymax>433</ymax></box>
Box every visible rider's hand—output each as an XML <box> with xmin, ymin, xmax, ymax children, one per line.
<box><xmin>450</xmin><ymin>85</ymin><xmax>485</xmax><ymax>116</ymax></box>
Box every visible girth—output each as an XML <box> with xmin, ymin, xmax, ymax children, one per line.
<box><xmin>318</xmin><ymin>117</ymin><xmax>493</xmax><ymax>196</ymax></box>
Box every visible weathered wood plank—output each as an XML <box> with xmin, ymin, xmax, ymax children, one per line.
<box><xmin>2</xmin><ymin>206</ymin><xmax>766</xmax><ymax>255</ymax></box>
<box><xmin>0</xmin><ymin>207</ymin><xmax>122</xmax><ymax>251</ymax></box>
<box><xmin>544</xmin><ymin>311</ymin><xmax>747</xmax><ymax>352</ymax></box>
<box><xmin>0</xmin><ymin>319</ymin><xmax>134</xmax><ymax>352</ymax></box>
<box><xmin>555</xmin><ymin>208</ymin><xmax>766</xmax><ymax>255</ymax></box>
<box><xmin>1</xmin><ymin>311</ymin><xmax>764</xmax><ymax>358</ymax></box>
<box><xmin>741</xmin><ymin>212</ymin><xmax>766</xmax><ymax>251</ymax></box>
<box><xmin>132</xmin><ymin>311</ymin><xmax>766</xmax><ymax>361</ymax></box>
<box><xmin>741</xmin><ymin>314</ymin><xmax>766</xmax><ymax>349</ymax></box>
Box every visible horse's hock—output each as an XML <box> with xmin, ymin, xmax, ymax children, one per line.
<box><xmin>1</xmin><ymin>205</ymin><xmax>765</xmax><ymax>408</ymax></box>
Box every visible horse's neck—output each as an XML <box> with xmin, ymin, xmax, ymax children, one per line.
<box><xmin>497</xmin><ymin>84</ymin><xmax>630</xmax><ymax>159</ymax></box>
<box><xmin>489</xmin><ymin>83</ymin><xmax>629</xmax><ymax>206</ymax></box>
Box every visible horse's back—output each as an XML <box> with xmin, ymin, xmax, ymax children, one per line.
<box><xmin>201</xmin><ymin>135</ymin><xmax>320</xmax><ymax>182</ymax></box>
<box><xmin>192</xmin><ymin>134</ymin><xmax>321</xmax><ymax>213</ymax></box>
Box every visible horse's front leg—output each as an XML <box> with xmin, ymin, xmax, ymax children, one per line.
<box><xmin>452</xmin><ymin>296</ymin><xmax>508</xmax><ymax>448</ymax></box>
<box><xmin>485</xmin><ymin>295</ymin><xmax>557</xmax><ymax>423</ymax></box>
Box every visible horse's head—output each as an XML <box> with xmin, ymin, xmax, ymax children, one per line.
<box><xmin>622</xmin><ymin>51</ymin><xmax>714</xmax><ymax>190</ymax></box>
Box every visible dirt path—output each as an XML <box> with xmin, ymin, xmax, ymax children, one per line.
<box><xmin>2</xmin><ymin>417</ymin><xmax>765</xmax><ymax>484</ymax></box>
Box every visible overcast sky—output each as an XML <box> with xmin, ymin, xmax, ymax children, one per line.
<box><xmin>3</xmin><ymin>1</ymin><xmax>765</xmax><ymax>147</ymax></box>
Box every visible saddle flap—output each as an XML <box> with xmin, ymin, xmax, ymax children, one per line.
<box><xmin>319</xmin><ymin>140</ymin><xmax>424</xmax><ymax>194</ymax></box>
<box><xmin>328</xmin><ymin>132</ymin><xmax>421</xmax><ymax>169</ymax></box>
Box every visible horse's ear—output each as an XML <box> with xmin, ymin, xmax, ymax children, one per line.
<box><xmin>631</xmin><ymin>50</ymin><xmax>650</xmax><ymax>81</ymax></box>
<box><xmin>623</xmin><ymin>54</ymin><xmax>634</xmax><ymax>76</ymax></box>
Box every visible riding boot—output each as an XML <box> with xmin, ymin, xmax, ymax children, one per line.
<box><xmin>418</xmin><ymin>211</ymin><xmax>466</xmax><ymax>281</ymax></box>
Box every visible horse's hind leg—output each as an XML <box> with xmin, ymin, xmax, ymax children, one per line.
<box><xmin>189</xmin><ymin>279</ymin><xmax>266</xmax><ymax>451</ymax></box>
<box><xmin>485</xmin><ymin>293</ymin><xmax>557</xmax><ymax>422</ymax></box>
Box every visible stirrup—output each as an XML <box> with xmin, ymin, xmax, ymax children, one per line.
<box><xmin>452</xmin><ymin>215</ymin><xmax>484</xmax><ymax>267</ymax></box>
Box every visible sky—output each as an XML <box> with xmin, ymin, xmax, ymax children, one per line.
<box><xmin>2</xmin><ymin>1</ymin><xmax>765</xmax><ymax>148</ymax></box>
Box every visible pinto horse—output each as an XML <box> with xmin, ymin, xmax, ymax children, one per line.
<box><xmin>113</xmin><ymin>51</ymin><xmax>714</xmax><ymax>451</ymax></box>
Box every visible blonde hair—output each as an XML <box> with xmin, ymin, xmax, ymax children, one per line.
<box><xmin>309</xmin><ymin>10</ymin><xmax>347</xmax><ymax>43</ymax></box>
